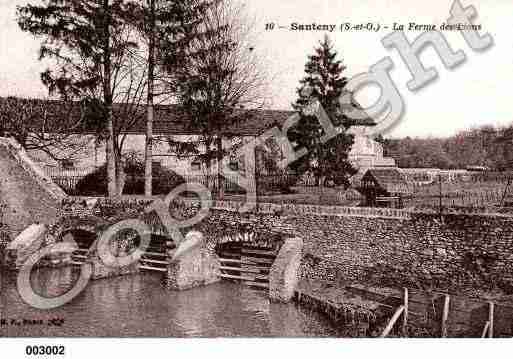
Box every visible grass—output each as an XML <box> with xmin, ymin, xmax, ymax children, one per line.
<box><xmin>405</xmin><ymin>180</ymin><xmax>512</xmax><ymax>209</ymax></box>
<box><xmin>219</xmin><ymin>186</ymin><xmax>357</xmax><ymax>206</ymax></box>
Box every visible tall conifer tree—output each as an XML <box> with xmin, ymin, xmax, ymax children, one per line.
<box><xmin>289</xmin><ymin>35</ymin><xmax>356</xmax><ymax>187</ymax></box>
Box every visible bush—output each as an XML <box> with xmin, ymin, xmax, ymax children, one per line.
<box><xmin>257</xmin><ymin>174</ymin><xmax>298</xmax><ymax>194</ymax></box>
<box><xmin>75</xmin><ymin>158</ymin><xmax>185</xmax><ymax>196</ymax></box>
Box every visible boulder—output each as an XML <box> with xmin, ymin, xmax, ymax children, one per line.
<box><xmin>269</xmin><ymin>237</ymin><xmax>304</xmax><ymax>302</ymax></box>
<box><xmin>5</xmin><ymin>223</ymin><xmax>47</xmax><ymax>269</ymax></box>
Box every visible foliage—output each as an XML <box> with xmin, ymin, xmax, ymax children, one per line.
<box><xmin>16</xmin><ymin>0</ymin><xmax>218</xmax><ymax>195</ymax></box>
<box><xmin>17</xmin><ymin>0</ymin><xmax>139</xmax><ymax>100</ymax></box>
<box><xmin>289</xmin><ymin>35</ymin><xmax>356</xmax><ymax>188</ymax></box>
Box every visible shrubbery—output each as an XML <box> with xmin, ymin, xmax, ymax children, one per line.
<box><xmin>75</xmin><ymin>155</ymin><xmax>185</xmax><ymax>196</ymax></box>
<box><xmin>257</xmin><ymin>174</ymin><xmax>298</xmax><ymax>194</ymax></box>
<box><xmin>74</xmin><ymin>151</ymin><xmax>299</xmax><ymax>196</ymax></box>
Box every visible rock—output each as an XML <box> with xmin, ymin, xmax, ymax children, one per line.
<box><xmin>5</xmin><ymin>223</ymin><xmax>47</xmax><ymax>269</ymax></box>
<box><xmin>269</xmin><ymin>237</ymin><xmax>304</xmax><ymax>302</ymax></box>
<box><xmin>166</xmin><ymin>232</ymin><xmax>220</xmax><ymax>290</ymax></box>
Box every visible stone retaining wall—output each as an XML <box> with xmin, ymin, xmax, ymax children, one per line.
<box><xmin>292</xmin><ymin>212</ymin><xmax>513</xmax><ymax>294</ymax></box>
<box><xmin>182</xmin><ymin>198</ymin><xmax>411</xmax><ymax>219</ymax></box>
<box><xmin>185</xmin><ymin>200</ymin><xmax>513</xmax><ymax>294</ymax></box>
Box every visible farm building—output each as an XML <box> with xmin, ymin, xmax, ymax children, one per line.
<box><xmin>357</xmin><ymin>168</ymin><xmax>412</xmax><ymax>208</ymax></box>
<box><xmin>1</xmin><ymin>96</ymin><xmax>386</xmax><ymax>195</ymax></box>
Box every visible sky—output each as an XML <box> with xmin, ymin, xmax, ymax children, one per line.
<box><xmin>0</xmin><ymin>0</ymin><xmax>512</xmax><ymax>138</ymax></box>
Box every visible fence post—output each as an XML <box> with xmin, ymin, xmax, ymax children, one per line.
<box><xmin>441</xmin><ymin>294</ymin><xmax>450</xmax><ymax>338</ymax></box>
<box><xmin>380</xmin><ymin>305</ymin><xmax>405</xmax><ymax>338</ymax></box>
<box><xmin>438</xmin><ymin>173</ymin><xmax>443</xmax><ymax>220</ymax></box>
<box><xmin>481</xmin><ymin>321</ymin><xmax>490</xmax><ymax>338</ymax></box>
<box><xmin>402</xmin><ymin>287</ymin><xmax>408</xmax><ymax>337</ymax></box>
<box><xmin>488</xmin><ymin>301</ymin><xmax>494</xmax><ymax>338</ymax></box>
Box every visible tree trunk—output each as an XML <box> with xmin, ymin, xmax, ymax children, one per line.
<box><xmin>115</xmin><ymin>157</ymin><xmax>126</xmax><ymax>196</ymax></box>
<box><xmin>103</xmin><ymin>0</ymin><xmax>116</xmax><ymax>197</ymax></box>
<box><xmin>205</xmin><ymin>139</ymin><xmax>214</xmax><ymax>191</ymax></box>
<box><xmin>216</xmin><ymin>136</ymin><xmax>224</xmax><ymax>198</ymax></box>
<box><xmin>144</xmin><ymin>0</ymin><xmax>155</xmax><ymax>197</ymax></box>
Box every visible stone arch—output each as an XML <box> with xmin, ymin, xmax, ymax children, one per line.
<box><xmin>204</xmin><ymin>230</ymin><xmax>285</xmax><ymax>256</ymax></box>
<box><xmin>46</xmin><ymin>214</ymin><xmax>108</xmax><ymax>250</ymax></box>
<box><xmin>58</xmin><ymin>228</ymin><xmax>97</xmax><ymax>249</ymax></box>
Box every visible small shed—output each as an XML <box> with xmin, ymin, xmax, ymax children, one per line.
<box><xmin>358</xmin><ymin>168</ymin><xmax>411</xmax><ymax>208</ymax></box>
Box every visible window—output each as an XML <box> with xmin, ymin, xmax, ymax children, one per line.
<box><xmin>191</xmin><ymin>161</ymin><xmax>201</xmax><ymax>172</ymax></box>
<box><xmin>152</xmin><ymin>161</ymin><xmax>162</xmax><ymax>172</ymax></box>
<box><xmin>60</xmin><ymin>159</ymin><xmax>75</xmax><ymax>170</ymax></box>
<box><xmin>229</xmin><ymin>160</ymin><xmax>239</xmax><ymax>171</ymax></box>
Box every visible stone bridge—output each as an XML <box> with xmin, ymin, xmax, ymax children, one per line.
<box><xmin>3</xmin><ymin>201</ymin><xmax>304</xmax><ymax>302</ymax></box>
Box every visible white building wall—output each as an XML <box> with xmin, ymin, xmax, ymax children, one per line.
<box><xmin>28</xmin><ymin>134</ymin><xmax>249</xmax><ymax>177</ymax></box>
<box><xmin>347</xmin><ymin>126</ymin><xmax>396</xmax><ymax>170</ymax></box>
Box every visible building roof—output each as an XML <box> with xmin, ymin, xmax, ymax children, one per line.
<box><xmin>148</xmin><ymin>105</ymin><xmax>295</xmax><ymax>136</ymax></box>
<box><xmin>493</xmin><ymin>126</ymin><xmax>513</xmax><ymax>143</ymax></box>
<box><xmin>1</xmin><ymin>96</ymin><xmax>376</xmax><ymax>137</ymax></box>
<box><xmin>362</xmin><ymin>168</ymin><xmax>411</xmax><ymax>194</ymax></box>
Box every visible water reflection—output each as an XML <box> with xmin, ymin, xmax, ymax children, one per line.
<box><xmin>0</xmin><ymin>268</ymin><xmax>341</xmax><ymax>337</ymax></box>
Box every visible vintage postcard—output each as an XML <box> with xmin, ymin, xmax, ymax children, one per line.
<box><xmin>0</xmin><ymin>0</ymin><xmax>512</xmax><ymax>357</ymax></box>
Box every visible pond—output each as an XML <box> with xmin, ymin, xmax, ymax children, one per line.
<box><xmin>0</xmin><ymin>268</ymin><xmax>343</xmax><ymax>337</ymax></box>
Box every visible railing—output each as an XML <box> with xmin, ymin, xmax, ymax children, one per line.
<box><xmin>44</xmin><ymin>168</ymin><xmax>301</xmax><ymax>196</ymax></box>
<box><xmin>380</xmin><ymin>291</ymin><xmax>497</xmax><ymax>338</ymax></box>
<box><xmin>380</xmin><ymin>288</ymin><xmax>409</xmax><ymax>338</ymax></box>
<box><xmin>43</xmin><ymin>166</ymin><xmax>513</xmax><ymax>214</ymax></box>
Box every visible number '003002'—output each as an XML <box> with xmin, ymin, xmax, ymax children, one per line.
<box><xmin>25</xmin><ymin>345</ymin><xmax>65</xmax><ymax>356</ymax></box>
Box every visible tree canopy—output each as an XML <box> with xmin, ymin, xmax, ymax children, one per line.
<box><xmin>383</xmin><ymin>124</ymin><xmax>513</xmax><ymax>170</ymax></box>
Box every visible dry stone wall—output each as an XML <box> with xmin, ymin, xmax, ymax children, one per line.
<box><xmin>192</xmin><ymin>200</ymin><xmax>513</xmax><ymax>294</ymax></box>
<box><xmin>288</xmin><ymin>212</ymin><xmax>513</xmax><ymax>294</ymax></box>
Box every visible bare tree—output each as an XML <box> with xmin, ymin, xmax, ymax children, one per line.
<box><xmin>85</xmin><ymin>25</ymin><xmax>148</xmax><ymax>195</ymax></box>
<box><xmin>163</xmin><ymin>0</ymin><xmax>272</xmax><ymax>193</ymax></box>
<box><xmin>0</xmin><ymin>96</ymin><xmax>92</xmax><ymax>161</ymax></box>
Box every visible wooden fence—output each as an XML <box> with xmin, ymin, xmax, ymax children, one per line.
<box><xmin>404</xmin><ymin>175</ymin><xmax>512</xmax><ymax>210</ymax></box>
<box><xmin>43</xmin><ymin>166</ymin><xmax>513</xmax><ymax>212</ymax></box>
<box><xmin>44</xmin><ymin>168</ymin><xmax>301</xmax><ymax>196</ymax></box>
<box><xmin>43</xmin><ymin>168</ymin><xmax>93</xmax><ymax>195</ymax></box>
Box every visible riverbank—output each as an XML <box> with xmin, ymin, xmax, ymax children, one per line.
<box><xmin>294</xmin><ymin>277</ymin><xmax>513</xmax><ymax>337</ymax></box>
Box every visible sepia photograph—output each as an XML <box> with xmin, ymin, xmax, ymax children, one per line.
<box><xmin>0</xmin><ymin>0</ymin><xmax>512</xmax><ymax>357</ymax></box>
